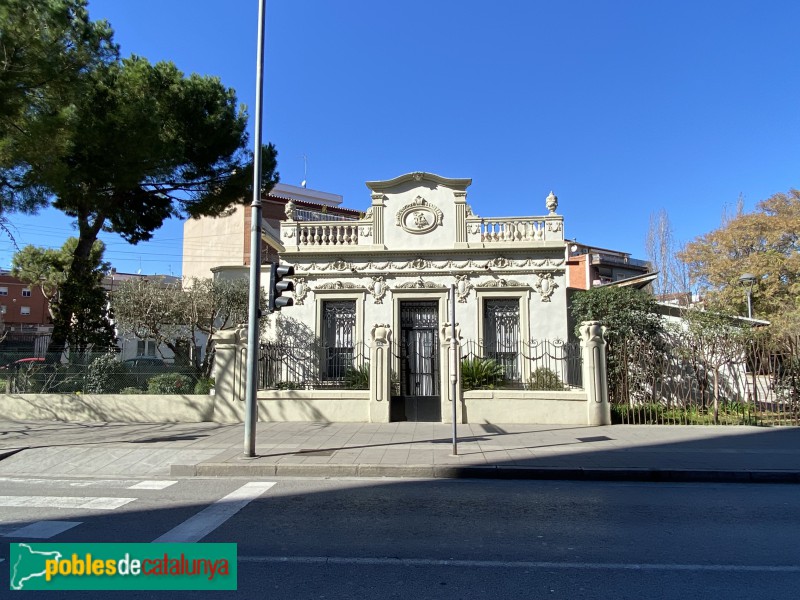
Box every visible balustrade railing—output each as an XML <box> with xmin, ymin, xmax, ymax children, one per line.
<box><xmin>466</xmin><ymin>216</ymin><xmax>564</xmax><ymax>244</ymax></box>
<box><xmin>282</xmin><ymin>221</ymin><xmax>370</xmax><ymax>247</ymax></box>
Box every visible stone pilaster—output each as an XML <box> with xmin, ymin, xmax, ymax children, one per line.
<box><xmin>579</xmin><ymin>320</ymin><xmax>611</xmax><ymax>425</ymax></box>
<box><xmin>454</xmin><ymin>190</ymin><xmax>467</xmax><ymax>244</ymax></box>
<box><xmin>369</xmin><ymin>323</ymin><xmax>392</xmax><ymax>423</ymax></box>
<box><xmin>440</xmin><ymin>322</ymin><xmax>463</xmax><ymax>424</ymax></box>
<box><xmin>211</xmin><ymin>325</ymin><xmax>248</xmax><ymax>422</ymax></box>
<box><xmin>370</xmin><ymin>192</ymin><xmax>386</xmax><ymax>246</ymax></box>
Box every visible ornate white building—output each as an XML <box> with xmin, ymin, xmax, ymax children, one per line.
<box><xmin>250</xmin><ymin>171</ymin><xmax>603</xmax><ymax>424</ymax></box>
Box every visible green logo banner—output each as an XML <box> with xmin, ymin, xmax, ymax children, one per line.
<box><xmin>9</xmin><ymin>543</ymin><xmax>237</xmax><ymax>591</ymax></box>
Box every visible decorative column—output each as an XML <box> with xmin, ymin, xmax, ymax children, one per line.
<box><xmin>580</xmin><ymin>320</ymin><xmax>611</xmax><ymax>426</ymax></box>
<box><xmin>369</xmin><ymin>324</ymin><xmax>392</xmax><ymax>423</ymax></box>
<box><xmin>211</xmin><ymin>325</ymin><xmax>248</xmax><ymax>422</ymax></box>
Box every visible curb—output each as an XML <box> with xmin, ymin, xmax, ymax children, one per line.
<box><xmin>170</xmin><ymin>462</ymin><xmax>800</xmax><ymax>484</ymax></box>
<box><xmin>0</xmin><ymin>448</ymin><xmax>25</xmax><ymax>462</ymax></box>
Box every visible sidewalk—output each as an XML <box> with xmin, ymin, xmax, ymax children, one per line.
<box><xmin>1</xmin><ymin>420</ymin><xmax>799</xmax><ymax>483</ymax></box>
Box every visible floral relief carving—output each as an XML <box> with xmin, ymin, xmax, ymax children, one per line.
<box><xmin>534</xmin><ymin>272</ymin><xmax>559</xmax><ymax>302</ymax></box>
<box><xmin>293</xmin><ymin>278</ymin><xmax>309</xmax><ymax>305</ymax></box>
<box><xmin>397</xmin><ymin>277</ymin><xmax>443</xmax><ymax>289</ymax></box>
<box><xmin>395</xmin><ymin>196</ymin><xmax>444</xmax><ymax>235</ymax></box>
<box><xmin>476</xmin><ymin>279</ymin><xmax>524</xmax><ymax>288</ymax></box>
<box><xmin>410</xmin><ymin>258</ymin><xmax>429</xmax><ymax>270</ymax></box>
<box><xmin>369</xmin><ymin>276</ymin><xmax>389</xmax><ymax>304</ymax></box>
<box><xmin>316</xmin><ymin>281</ymin><xmax>361</xmax><ymax>290</ymax></box>
<box><xmin>490</xmin><ymin>257</ymin><xmax>510</xmax><ymax>269</ymax></box>
<box><xmin>332</xmin><ymin>259</ymin><xmax>350</xmax><ymax>271</ymax></box>
<box><xmin>455</xmin><ymin>274</ymin><xmax>473</xmax><ymax>303</ymax></box>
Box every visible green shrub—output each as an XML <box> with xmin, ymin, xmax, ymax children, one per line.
<box><xmin>276</xmin><ymin>381</ymin><xmax>304</xmax><ymax>390</ymax></box>
<box><xmin>461</xmin><ymin>357</ymin><xmax>505</xmax><ymax>391</ymax></box>
<box><xmin>527</xmin><ymin>367</ymin><xmax>564</xmax><ymax>391</ymax></box>
<box><xmin>344</xmin><ymin>364</ymin><xmax>369</xmax><ymax>389</ymax></box>
<box><xmin>147</xmin><ymin>373</ymin><xmax>194</xmax><ymax>394</ymax></box>
<box><xmin>85</xmin><ymin>353</ymin><xmax>126</xmax><ymax>394</ymax></box>
<box><xmin>193</xmin><ymin>377</ymin><xmax>215</xmax><ymax>395</ymax></box>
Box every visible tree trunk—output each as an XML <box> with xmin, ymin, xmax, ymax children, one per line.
<box><xmin>47</xmin><ymin>211</ymin><xmax>106</xmax><ymax>354</ymax></box>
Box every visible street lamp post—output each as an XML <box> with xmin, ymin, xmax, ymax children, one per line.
<box><xmin>244</xmin><ymin>0</ymin><xmax>268</xmax><ymax>458</ymax></box>
<box><xmin>739</xmin><ymin>273</ymin><xmax>756</xmax><ymax>319</ymax></box>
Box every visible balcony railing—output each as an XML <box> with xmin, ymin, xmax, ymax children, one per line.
<box><xmin>466</xmin><ymin>216</ymin><xmax>564</xmax><ymax>244</ymax></box>
<box><xmin>282</xmin><ymin>221</ymin><xmax>371</xmax><ymax>247</ymax></box>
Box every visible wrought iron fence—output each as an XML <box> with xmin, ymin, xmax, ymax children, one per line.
<box><xmin>610</xmin><ymin>332</ymin><xmax>800</xmax><ymax>426</ymax></box>
<box><xmin>460</xmin><ymin>339</ymin><xmax>582</xmax><ymax>390</ymax></box>
<box><xmin>258</xmin><ymin>342</ymin><xmax>369</xmax><ymax>390</ymax></box>
<box><xmin>0</xmin><ymin>351</ymin><xmax>206</xmax><ymax>395</ymax></box>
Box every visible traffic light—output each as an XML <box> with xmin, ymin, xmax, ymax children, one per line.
<box><xmin>269</xmin><ymin>262</ymin><xmax>294</xmax><ymax>312</ymax></box>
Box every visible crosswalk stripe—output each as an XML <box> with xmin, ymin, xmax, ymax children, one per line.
<box><xmin>0</xmin><ymin>476</ymin><xmax>142</xmax><ymax>488</ymax></box>
<box><xmin>153</xmin><ymin>481</ymin><xmax>276</xmax><ymax>543</ymax></box>
<box><xmin>3</xmin><ymin>521</ymin><xmax>82</xmax><ymax>539</ymax></box>
<box><xmin>128</xmin><ymin>480</ymin><xmax>177</xmax><ymax>490</ymax></box>
<box><xmin>0</xmin><ymin>496</ymin><xmax>136</xmax><ymax>510</ymax></box>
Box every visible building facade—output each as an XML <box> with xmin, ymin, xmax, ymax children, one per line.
<box><xmin>269</xmin><ymin>172</ymin><xmax>575</xmax><ymax>422</ymax></box>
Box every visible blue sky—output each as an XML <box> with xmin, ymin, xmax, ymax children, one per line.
<box><xmin>2</xmin><ymin>0</ymin><xmax>799</xmax><ymax>276</ymax></box>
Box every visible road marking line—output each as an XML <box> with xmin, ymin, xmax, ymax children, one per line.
<box><xmin>153</xmin><ymin>481</ymin><xmax>275</xmax><ymax>543</ymax></box>
<box><xmin>3</xmin><ymin>521</ymin><xmax>82</xmax><ymax>539</ymax></box>
<box><xmin>0</xmin><ymin>496</ymin><xmax>136</xmax><ymax>510</ymax></box>
<box><xmin>128</xmin><ymin>480</ymin><xmax>177</xmax><ymax>490</ymax></box>
<box><xmin>239</xmin><ymin>555</ymin><xmax>800</xmax><ymax>573</ymax></box>
<box><xmin>0</xmin><ymin>477</ymin><xmax>141</xmax><ymax>488</ymax></box>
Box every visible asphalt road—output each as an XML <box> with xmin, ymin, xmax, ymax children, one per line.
<box><xmin>1</xmin><ymin>476</ymin><xmax>799</xmax><ymax>599</ymax></box>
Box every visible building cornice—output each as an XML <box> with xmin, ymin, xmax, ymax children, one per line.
<box><xmin>365</xmin><ymin>172</ymin><xmax>472</xmax><ymax>192</ymax></box>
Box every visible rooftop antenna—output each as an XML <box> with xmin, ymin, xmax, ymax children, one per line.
<box><xmin>300</xmin><ymin>154</ymin><xmax>307</xmax><ymax>188</ymax></box>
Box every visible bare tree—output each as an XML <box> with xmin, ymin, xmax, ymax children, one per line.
<box><xmin>645</xmin><ymin>209</ymin><xmax>690</xmax><ymax>301</ymax></box>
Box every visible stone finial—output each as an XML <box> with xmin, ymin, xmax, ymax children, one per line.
<box><xmin>284</xmin><ymin>200</ymin><xmax>296</xmax><ymax>220</ymax></box>
<box><xmin>371</xmin><ymin>324</ymin><xmax>392</xmax><ymax>345</ymax></box>
<box><xmin>545</xmin><ymin>191</ymin><xmax>558</xmax><ymax>215</ymax></box>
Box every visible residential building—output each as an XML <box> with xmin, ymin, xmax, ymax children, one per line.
<box><xmin>565</xmin><ymin>242</ymin><xmax>651</xmax><ymax>289</ymax></box>
<box><xmin>182</xmin><ymin>182</ymin><xmax>361</xmax><ymax>280</ymax></box>
<box><xmin>0</xmin><ymin>271</ymin><xmax>52</xmax><ymax>357</ymax></box>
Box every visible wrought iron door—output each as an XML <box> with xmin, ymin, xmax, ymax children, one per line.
<box><xmin>396</xmin><ymin>301</ymin><xmax>441</xmax><ymax>421</ymax></box>
<box><xmin>484</xmin><ymin>299</ymin><xmax>520</xmax><ymax>383</ymax></box>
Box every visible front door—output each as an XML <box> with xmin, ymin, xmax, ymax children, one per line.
<box><xmin>393</xmin><ymin>301</ymin><xmax>441</xmax><ymax>422</ymax></box>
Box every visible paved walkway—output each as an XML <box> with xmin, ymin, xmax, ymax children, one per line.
<box><xmin>1</xmin><ymin>420</ymin><xmax>799</xmax><ymax>483</ymax></box>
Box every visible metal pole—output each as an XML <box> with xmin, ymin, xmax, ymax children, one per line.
<box><xmin>449</xmin><ymin>284</ymin><xmax>458</xmax><ymax>455</ymax></box>
<box><xmin>746</xmin><ymin>289</ymin><xmax>753</xmax><ymax>320</ymax></box>
<box><xmin>244</xmin><ymin>0</ymin><xmax>267</xmax><ymax>458</ymax></box>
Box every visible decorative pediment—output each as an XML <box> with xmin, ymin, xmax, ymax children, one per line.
<box><xmin>476</xmin><ymin>279</ymin><xmax>525</xmax><ymax>288</ymax></box>
<box><xmin>316</xmin><ymin>281</ymin><xmax>361</xmax><ymax>290</ymax></box>
<box><xmin>397</xmin><ymin>277</ymin><xmax>443</xmax><ymax>289</ymax></box>
<box><xmin>395</xmin><ymin>196</ymin><xmax>443</xmax><ymax>235</ymax></box>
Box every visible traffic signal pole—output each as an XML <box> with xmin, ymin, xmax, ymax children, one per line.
<box><xmin>244</xmin><ymin>0</ymin><xmax>267</xmax><ymax>458</ymax></box>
